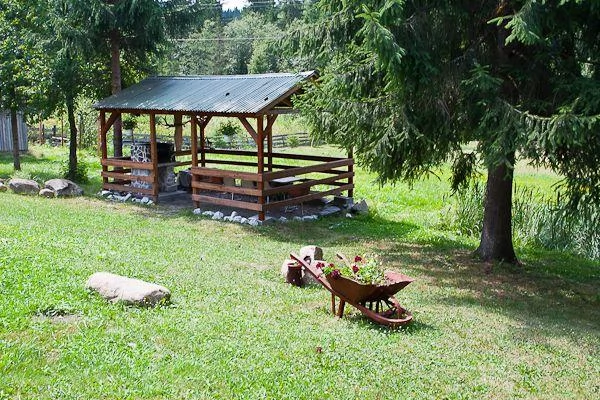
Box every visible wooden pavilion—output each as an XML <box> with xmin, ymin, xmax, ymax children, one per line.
<box><xmin>93</xmin><ymin>71</ymin><xmax>354</xmax><ymax>220</ymax></box>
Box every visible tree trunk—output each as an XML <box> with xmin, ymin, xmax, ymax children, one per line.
<box><xmin>476</xmin><ymin>155</ymin><xmax>518</xmax><ymax>263</ymax></box>
<box><xmin>110</xmin><ymin>28</ymin><xmax>123</xmax><ymax>157</ymax></box>
<box><xmin>66</xmin><ymin>96</ymin><xmax>78</xmax><ymax>181</ymax></box>
<box><xmin>10</xmin><ymin>107</ymin><xmax>21</xmax><ymax>171</ymax></box>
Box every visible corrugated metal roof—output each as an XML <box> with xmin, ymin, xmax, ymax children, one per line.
<box><xmin>94</xmin><ymin>71</ymin><xmax>316</xmax><ymax>115</ymax></box>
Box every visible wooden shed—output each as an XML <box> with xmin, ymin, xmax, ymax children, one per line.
<box><xmin>93</xmin><ymin>71</ymin><xmax>354</xmax><ymax>220</ymax></box>
<box><xmin>0</xmin><ymin>111</ymin><xmax>28</xmax><ymax>152</ymax></box>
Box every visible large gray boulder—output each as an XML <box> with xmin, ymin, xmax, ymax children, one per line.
<box><xmin>8</xmin><ymin>178</ymin><xmax>40</xmax><ymax>195</ymax></box>
<box><xmin>86</xmin><ymin>272</ymin><xmax>171</xmax><ymax>307</ymax></box>
<box><xmin>45</xmin><ymin>178</ymin><xmax>83</xmax><ymax>197</ymax></box>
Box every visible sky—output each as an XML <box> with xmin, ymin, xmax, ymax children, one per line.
<box><xmin>221</xmin><ymin>0</ymin><xmax>249</xmax><ymax>10</ymax></box>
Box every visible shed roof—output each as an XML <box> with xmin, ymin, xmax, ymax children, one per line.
<box><xmin>94</xmin><ymin>71</ymin><xmax>316</xmax><ymax>116</ymax></box>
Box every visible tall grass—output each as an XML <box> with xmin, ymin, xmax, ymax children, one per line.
<box><xmin>441</xmin><ymin>183</ymin><xmax>600</xmax><ymax>260</ymax></box>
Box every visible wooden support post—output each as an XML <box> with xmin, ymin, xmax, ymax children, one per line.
<box><xmin>174</xmin><ymin>113</ymin><xmax>183</xmax><ymax>152</ymax></box>
<box><xmin>190</xmin><ymin>116</ymin><xmax>199</xmax><ymax>208</ymax></box>
<box><xmin>348</xmin><ymin>147</ymin><xmax>354</xmax><ymax>198</ymax></box>
<box><xmin>257</xmin><ymin>116</ymin><xmax>265</xmax><ymax>221</ymax></box>
<box><xmin>199</xmin><ymin>117</ymin><xmax>206</xmax><ymax>167</ymax></box>
<box><xmin>99</xmin><ymin>111</ymin><xmax>108</xmax><ymax>185</ymax></box>
<box><xmin>190</xmin><ymin>116</ymin><xmax>198</xmax><ymax>167</ymax></box>
<box><xmin>266</xmin><ymin>115</ymin><xmax>277</xmax><ymax>172</ymax></box>
<box><xmin>149</xmin><ymin>113</ymin><xmax>159</xmax><ymax>202</ymax></box>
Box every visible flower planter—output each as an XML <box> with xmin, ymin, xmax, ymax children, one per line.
<box><xmin>325</xmin><ymin>271</ymin><xmax>414</xmax><ymax>304</ymax></box>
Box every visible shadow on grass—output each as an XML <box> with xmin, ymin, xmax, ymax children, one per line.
<box><xmin>385</xmin><ymin>242</ymin><xmax>600</xmax><ymax>335</ymax></box>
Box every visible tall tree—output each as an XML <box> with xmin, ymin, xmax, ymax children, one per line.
<box><xmin>90</xmin><ymin>0</ymin><xmax>217</xmax><ymax>157</ymax></box>
<box><xmin>43</xmin><ymin>0</ymin><xmax>95</xmax><ymax>181</ymax></box>
<box><xmin>0</xmin><ymin>1</ymin><xmax>43</xmax><ymax>170</ymax></box>
<box><xmin>292</xmin><ymin>0</ymin><xmax>600</xmax><ymax>263</ymax></box>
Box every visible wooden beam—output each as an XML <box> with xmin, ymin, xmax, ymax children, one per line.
<box><xmin>174</xmin><ymin>113</ymin><xmax>183</xmax><ymax>151</ymax></box>
<box><xmin>149</xmin><ymin>113</ymin><xmax>159</xmax><ymax>201</ymax></box>
<box><xmin>101</xmin><ymin>112</ymin><xmax>120</xmax><ymax>137</ymax></box>
<box><xmin>266</xmin><ymin>115</ymin><xmax>277</xmax><ymax>172</ymax></box>
<box><xmin>257</xmin><ymin>116</ymin><xmax>265</xmax><ymax>220</ymax></box>
<box><xmin>348</xmin><ymin>147</ymin><xmax>354</xmax><ymax>198</ymax></box>
<box><xmin>190</xmin><ymin>166</ymin><xmax>263</xmax><ymax>182</ymax></box>
<box><xmin>99</xmin><ymin>111</ymin><xmax>108</xmax><ymax>184</ymax></box>
<box><xmin>239</xmin><ymin>117</ymin><xmax>258</xmax><ymax>143</ymax></box>
<box><xmin>190</xmin><ymin>116</ymin><xmax>198</xmax><ymax>167</ymax></box>
<box><xmin>264</xmin><ymin>184</ymin><xmax>354</xmax><ymax>211</ymax></box>
<box><xmin>192</xmin><ymin>194</ymin><xmax>263</xmax><ymax>212</ymax></box>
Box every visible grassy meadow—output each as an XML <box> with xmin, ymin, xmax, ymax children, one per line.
<box><xmin>0</xmin><ymin>144</ymin><xmax>599</xmax><ymax>399</ymax></box>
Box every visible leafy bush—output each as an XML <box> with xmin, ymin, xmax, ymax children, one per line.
<box><xmin>287</xmin><ymin>134</ymin><xmax>300</xmax><ymax>148</ymax></box>
<box><xmin>61</xmin><ymin>159</ymin><xmax>89</xmax><ymax>184</ymax></box>
<box><xmin>216</xmin><ymin>120</ymin><xmax>242</xmax><ymax>137</ymax></box>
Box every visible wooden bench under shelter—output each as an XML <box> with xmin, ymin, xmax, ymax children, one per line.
<box><xmin>93</xmin><ymin>71</ymin><xmax>354</xmax><ymax>220</ymax></box>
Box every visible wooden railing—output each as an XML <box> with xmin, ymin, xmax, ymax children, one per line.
<box><xmin>190</xmin><ymin>150</ymin><xmax>354</xmax><ymax>218</ymax></box>
<box><xmin>101</xmin><ymin>149</ymin><xmax>194</xmax><ymax>199</ymax></box>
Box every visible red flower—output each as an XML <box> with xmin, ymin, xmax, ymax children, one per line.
<box><xmin>316</xmin><ymin>262</ymin><xmax>325</xmax><ymax>269</ymax></box>
<box><xmin>330</xmin><ymin>269</ymin><xmax>341</xmax><ymax>279</ymax></box>
<box><xmin>354</xmin><ymin>255</ymin><xmax>363</xmax><ymax>263</ymax></box>
<box><xmin>352</xmin><ymin>264</ymin><xmax>360</xmax><ymax>273</ymax></box>
<box><xmin>328</xmin><ymin>263</ymin><xmax>335</xmax><ymax>268</ymax></box>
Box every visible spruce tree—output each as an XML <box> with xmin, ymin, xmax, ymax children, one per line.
<box><xmin>292</xmin><ymin>0</ymin><xmax>600</xmax><ymax>262</ymax></box>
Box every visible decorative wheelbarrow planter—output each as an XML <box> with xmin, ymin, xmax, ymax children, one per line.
<box><xmin>290</xmin><ymin>253</ymin><xmax>414</xmax><ymax>328</ymax></box>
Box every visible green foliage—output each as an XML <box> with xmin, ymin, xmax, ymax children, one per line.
<box><xmin>61</xmin><ymin>157</ymin><xmax>89</xmax><ymax>183</ymax></box>
<box><xmin>322</xmin><ymin>254</ymin><xmax>385</xmax><ymax>285</ymax></box>
<box><xmin>287</xmin><ymin>134</ymin><xmax>300</xmax><ymax>148</ymax></box>
<box><xmin>442</xmin><ymin>182</ymin><xmax>600</xmax><ymax>260</ymax></box>
<box><xmin>290</xmin><ymin>0</ymin><xmax>600</xmax><ymax>260</ymax></box>
<box><xmin>216</xmin><ymin>120</ymin><xmax>242</xmax><ymax>137</ymax></box>
<box><xmin>122</xmin><ymin>115</ymin><xmax>138</xmax><ymax>130</ymax></box>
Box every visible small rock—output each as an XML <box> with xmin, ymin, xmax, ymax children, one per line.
<box><xmin>44</xmin><ymin>178</ymin><xmax>83</xmax><ymax>197</ymax></box>
<box><xmin>248</xmin><ymin>218</ymin><xmax>261</xmax><ymax>226</ymax></box>
<box><xmin>202</xmin><ymin>210</ymin><xmax>215</xmax><ymax>217</ymax></box>
<box><xmin>223</xmin><ymin>216</ymin><xmax>232</xmax><ymax>222</ymax></box>
<box><xmin>86</xmin><ymin>272</ymin><xmax>170</xmax><ymax>307</ymax></box>
<box><xmin>303</xmin><ymin>215</ymin><xmax>318</xmax><ymax>222</ymax></box>
<box><xmin>230</xmin><ymin>211</ymin><xmax>238</xmax><ymax>218</ymax></box>
<box><xmin>212</xmin><ymin>211</ymin><xmax>224</xmax><ymax>220</ymax></box>
<box><xmin>332</xmin><ymin>195</ymin><xmax>353</xmax><ymax>209</ymax></box>
<box><xmin>107</xmin><ymin>195</ymin><xmax>114</xmax><ymax>200</ymax></box>
<box><xmin>141</xmin><ymin>197</ymin><xmax>150</xmax><ymax>204</ymax></box>
<box><xmin>39</xmin><ymin>188</ymin><xmax>56</xmax><ymax>198</ymax></box>
<box><xmin>123</xmin><ymin>193</ymin><xmax>132</xmax><ymax>202</ymax></box>
<box><xmin>351</xmin><ymin>199</ymin><xmax>369</xmax><ymax>214</ymax></box>
<box><xmin>147</xmin><ymin>200</ymin><xmax>154</xmax><ymax>205</ymax></box>
<box><xmin>239</xmin><ymin>218</ymin><xmax>248</xmax><ymax>224</ymax></box>
<box><xmin>299</xmin><ymin>246</ymin><xmax>324</xmax><ymax>264</ymax></box>
<box><xmin>346</xmin><ymin>213</ymin><xmax>353</xmax><ymax>218</ymax></box>
<box><xmin>232</xmin><ymin>216</ymin><xmax>242</xmax><ymax>223</ymax></box>
<box><xmin>101</xmin><ymin>190</ymin><xmax>112</xmax><ymax>197</ymax></box>
<box><xmin>319</xmin><ymin>206</ymin><xmax>342</xmax><ymax>217</ymax></box>
<box><xmin>278</xmin><ymin>216</ymin><xmax>288</xmax><ymax>223</ymax></box>
<box><xmin>193</xmin><ymin>208</ymin><xmax>203</xmax><ymax>215</ymax></box>
<box><xmin>8</xmin><ymin>178</ymin><xmax>40</xmax><ymax>195</ymax></box>
<box><xmin>293</xmin><ymin>216</ymin><xmax>303</xmax><ymax>222</ymax></box>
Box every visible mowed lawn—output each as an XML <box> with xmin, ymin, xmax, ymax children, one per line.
<box><xmin>0</xmin><ymin>146</ymin><xmax>599</xmax><ymax>399</ymax></box>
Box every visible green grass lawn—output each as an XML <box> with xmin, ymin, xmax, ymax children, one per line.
<box><xmin>1</xmin><ymin>145</ymin><xmax>599</xmax><ymax>399</ymax></box>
